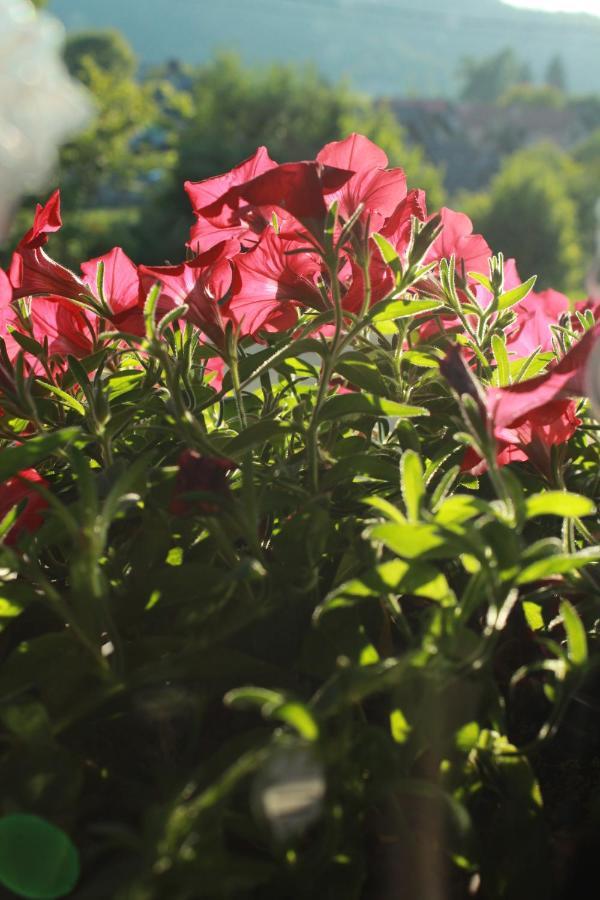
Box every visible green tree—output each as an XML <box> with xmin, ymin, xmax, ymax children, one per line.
<box><xmin>63</xmin><ymin>30</ymin><xmax>137</xmax><ymax>84</ymax></box>
<box><xmin>498</xmin><ymin>83</ymin><xmax>566</xmax><ymax>109</ymax></box>
<box><xmin>545</xmin><ymin>54</ymin><xmax>567</xmax><ymax>93</ymax></box>
<box><xmin>458</xmin><ymin>48</ymin><xmax>531</xmax><ymax>105</ymax></box>
<box><xmin>143</xmin><ymin>53</ymin><xmax>445</xmax><ymax>262</ymax></box>
<box><xmin>572</xmin><ymin>128</ymin><xmax>600</xmax><ymax>257</ymax></box>
<box><xmin>461</xmin><ymin>144</ymin><xmax>583</xmax><ymax>292</ymax></box>
<box><xmin>57</xmin><ymin>58</ymin><xmax>155</xmax><ymax>209</ymax></box>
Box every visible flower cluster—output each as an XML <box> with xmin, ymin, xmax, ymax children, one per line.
<box><xmin>0</xmin><ymin>132</ymin><xmax>599</xmax><ymax>538</ymax></box>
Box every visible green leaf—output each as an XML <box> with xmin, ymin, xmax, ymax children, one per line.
<box><xmin>316</xmin><ymin>557</ymin><xmax>454</xmax><ymax>619</ymax></box>
<box><xmin>35</xmin><ymin>381</ymin><xmax>86</xmax><ymax>416</ymax></box>
<box><xmin>225</xmin><ymin>687</ymin><xmax>284</xmax><ymax>710</ymax></box>
<box><xmin>156</xmin><ymin>303</ymin><xmax>188</xmax><ymax>336</ymax></box>
<box><xmin>370</xmin><ymin>297</ymin><xmax>443</xmax><ymax>324</ymax></box>
<box><xmin>369</xmin><ymin>522</ymin><xmax>455</xmax><ymax>559</ymax></box>
<box><xmin>455</xmin><ymin>721</ymin><xmax>480</xmax><ymax>752</ymax></box>
<box><xmin>224</xmin><ymin>420</ymin><xmax>289</xmax><ymax>456</ymax></box>
<box><xmin>390</xmin><ymin>708</ymin><xmax>412</xmax><ymax>743</ymax></box>
<box><xmin>524</xmin><ymin>491</ymin><xmax>596</xmax><ymax>520</ymax></box>
<box><xmin>0</xmin><ymin>428</ymin><xmax>80</xmax><ymax>482</ymax></box>
<box><xmin>373</xmin><ymin>232</ymin><xmax>401</xmax><ymax>270</ymax></box>
<box><xmin>268</xmin><ymin>702</ymin><xmax>319</xmax><ymax>741</ymax></box>
<box><xmin>225</xmin><ymin>687</ymin><xmax>319</xmax><ymax>740</ymax></box>
<box><xmin>497</xmin><ymin>275</ymin><xmax>537</xmax><ymax>312</ymax></box>
<box><xmin>223</xmin><ymin>338</ymin><xmax>326</xmax><ymax>393</ymax></box>
<box><xmin>401</xmin><ymin>449</ymin><xmax>424</xmax><ymax>522</ymax></box>
<box><xmin>334</xmin><ymin>358</ymin><xmax>390</xmax><ymax>396</ymax></box>
<box><xmin>468</xmin><ymin>272</ymin><xmax>493</xmax><ymax>293</ymax></box>
<box><xmin>560</xmin><ymin>600</ymin><xmax>587</xmax><ymax>666</ymax></box>
<box><xmin>322</xmin><ymin>454</ymin><xmax>398</xmax><ymax>488</ymax></box>
<box><xmin>319</xmin><ymin>394</ymin><xmax>428</xmax><ymax>422</ymax></box>
<box><xmin>144</xmin><ymin>281</ymin><xmax>162</xmax><ymax>339</ymax></box>
<box><xmin>516</xmin><ymin>548</ymin><xmax>600</xmax><ymax>584</ymax></box>
<box><xmin>363</xmin><ymin>496</ymin><xmax>406</xmax><ymax>524</ymax></box>
<box><xmin>402</xmin><ymin>350</ymin><xmax>441</xmax><ymax>369</ymax></box>
<box><xmin>523</xmin><ymin>601</ymin><xmax>545</xmax><ymax>632</ymax></box>
<box><xmin>434</xmin><ymin>495</ymin><xmax>489</xmax><ymax>526</ymax></box>
<box><xmin>491</xmin><ymin>334</ymin><xmax>510</xmax><ymax>386</ymax></box>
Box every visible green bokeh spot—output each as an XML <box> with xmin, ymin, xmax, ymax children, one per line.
<box><xmin>0</xmin><ymin>814</ymin><xmax>79</xmax><ymax>899</ymax></box>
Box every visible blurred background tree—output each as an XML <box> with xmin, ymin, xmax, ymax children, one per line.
<box><xmin>4</xmin><ymin>12</ymin><xmax>600</xmax><ymax>298</ymax></box>
<box><xmin>63</xmin><ymin>29</ymin><xmax>136</xmax><ymax>83</ymax></box>
<box><xmin>545</xmin><ymin>54</ymin><xmax>567</xmax><ymax>93</ymax></box>
<box><xmin>458</xmin><ymin>48</ymin><xmax>532</xmax><ymax>105</ymax></box>
<box><xmin>461</xmin><ymin>143</ymin><xmax>584</xmax><ymax>292</ymax></box>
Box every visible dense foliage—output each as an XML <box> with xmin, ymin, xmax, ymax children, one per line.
<box><xmin>1</xmin><ymin>134</ymin><xmax>600</xmax><ymax>899</ymax></box>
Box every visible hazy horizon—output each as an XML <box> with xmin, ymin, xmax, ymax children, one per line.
<box><xmin>504</xmin><ymin>0</ymin><xmax>600</xmax><ymax>14</ymax></box>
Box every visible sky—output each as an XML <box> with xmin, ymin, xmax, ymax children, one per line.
<box><xmin>505</xmin><ymin>0</ymin><xmax>600</xmax><ymax>13</ymax></box>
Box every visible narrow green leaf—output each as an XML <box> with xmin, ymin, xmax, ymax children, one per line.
<box><xmin>224</xmin><ymin>420</ymin><xmax>289</xmax><ymax>456</ymax></box>
<box><xmin>468</xmin><ymin>272</ymin><xmax>493</xmax><ymax>293</ymax></box>
<box><xmin>516</xmin><ymin>549</ymin><xmax>600</xmax><ymax>584</ymax></box>
<box><xmin>434</xmin><ymin>495</ymin><xmax>489</xmax><ymax>526</ymax></box>
<box><xmin>319</xmin><ymin>394</ymin><xmax>428</xmax><ymax>422</ymax></box>
<box><xmin>491</xmin><ymin>333</ymin><xmax>510</xmax><ymax>386</ymax></box>
<box><xmin>0</xmin><ymin>428</ymin><xmax>80</xmax><ymax>482</ymax></box>
<box><xmin>523</xmin><ymin>601</ymin><xmax>544</xmax><ymax>632</ymax></box>
<box><xmin>316</xmin><ymin>557</ymin><xmax>454</xmax><ymax>620</ymax></box>
<box><xmin>524</xmin><ymin>492</ymin><xmax>596</xmax><ymax>520</ymax></box>
<box><xmin>497</xmin><ymin>275</ymin><xmax>537</xmax><ymax>312</ymax></box>
<box><xmin>225</xmin><ymin>688</ymin><xmax>318</xmax><ymax>740</ymax></box>
<box><xmin>35</xmin><ymin>381</ymin><xmax>85</xmax><ymax>416</ymax></box>
<box><xmin>401</xmin><ymin>449</ymin><xmax>424</xmax><ymax>522</ymax></box>
<box><xmin>402</xmin><ymin>350</ymin><xmax>441</xmax><ymax>369</ymax></box>
<box><xmin>144</xmin><ymin>281</ymin><xmax>162</xmax><ymax>340</ymax></box>
<box><xmin>363</xmin><ymin>496</ymin><xmax>407</xmax><ymax>524</ymax></box>
<box><xmin>334</xmin><ymin>359</ymin><xmax>389</xmax><ymax>396</ymax></box>
<box><xmin>225</xmin><ymin>687</ymin><xmax>284</xmax><ymax>710</ymax></box>
<box><xmin>560</xmin><ymin>600</ymin><xmax>587</xmax><ymax>666</ymax></box>
<box><xmin>370</xmin><ymin>297</ymin><xmax>443</xmax><ymax>324</ymax></box>
<box><xmin>373</xmin><ymin>232</ymin><xmax>401</xmax><ymax>268</ymax></box>
<box><xmin>157</xmin><ymin>304</ymin><xmax>188</xmax><ymax>336</ymax></box>
<box><xmin>268</xmin><ymin>702</ymin><xmax>319</xmax><ymax>741</ymax></box>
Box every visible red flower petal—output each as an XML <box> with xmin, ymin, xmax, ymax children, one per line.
<box><xmin>426</xmin><ymin>207</ymin><xmax>491</xmax><ymax>278</ymax></box>
<box><xmin>230</xmin><ymin>229</ymin><xmax>323</xmax><ymax>335</ymax></box>
<box><xmin>0</xmin><ymin>469</ymin><xmax>48</xmax><ymax>546</ymax></box>
<box><xmin>18</xmin><ymin>190</ymin><xmax>62</xmax><ymax>251</ymax></box>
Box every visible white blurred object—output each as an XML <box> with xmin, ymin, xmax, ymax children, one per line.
<box><xmin>0</xmin><ymin>0</ymin><xmax>92</xmax><ymax>239</ymax></box>
<box><xmin>252</xmin><ymin>747</ymin><xmax>326</xmax><ymax>842</ymax></box>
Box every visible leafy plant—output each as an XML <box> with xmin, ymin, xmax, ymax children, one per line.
<box><xmin>0</xmin><ymin>133</ymin><xmax>599</xmax><ymax>899</ymax></box>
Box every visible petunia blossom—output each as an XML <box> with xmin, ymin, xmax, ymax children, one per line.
<box><xmin>185</xmin><ymin>146</ymin><xmax>278</xmax><ymax>253</ymax></box>
<box><xmin>0</xmin><ymin>468</ymin><xmax>48</xmax><ymax>546</ymax></box>
<box><xmin>425</xmin><ymin>207</ymin><xmax>491</xmax><ymax>279</ymax></box>
<box><xmin>29</xmin><ymin>295</ymin><xmax>97</xmax><ymax>359</ymax></box>
<box><xmin>169</xmin><ymin>451</ymin><xmax>235</xmax><ymax>516</ymax></box>
<box><xmin>316</xmin><ymin>133</ymin><xmax>408</xmax><ymax>233</ymax></box>
<box><xmin>464</xmin><ymin>324</ymin><xmax>600</xmax><ymax>474</ymax></box>
<box><xmin>9</xmin><ymin>190</ymin><xmax>86</xmax><ymax>302</ymax></box>
<box><xmin>230</xmin><ymin>228</ymin><xmax>324</xmax><ymax>335</ymax></box>
<box><xmin>139</xmin><ymin>241</ymin><xmax>239</xmax><ymax>347</ymax></box>
<box><xmin>234</xmin><ymin>161</ymin><xmax>354</xmax><ymax>241</ymax></box>
<box><xmin>81</xmin><ymin>246</ymin><xmax>144</xmax><ymax>335</ymax></box>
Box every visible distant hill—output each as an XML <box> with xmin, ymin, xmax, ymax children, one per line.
<box><xmin>47</xmin><ymin>0</ymin><xmax>600</xmax><ymax>98</ymax></box>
